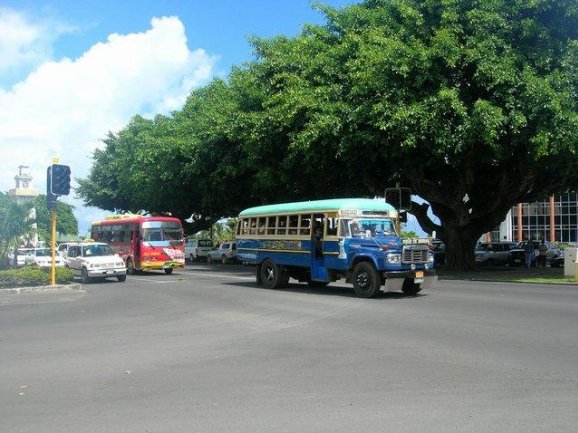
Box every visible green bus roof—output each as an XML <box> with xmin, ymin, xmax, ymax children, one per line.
<box><xmin>239</xmin><ymin>198</ymin><xmax>396</xmax><ymax>217</ymax></box>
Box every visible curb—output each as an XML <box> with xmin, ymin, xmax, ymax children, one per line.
<box><xmin>0</xmin><ymin>283</ymin><xmax>84</xmax><ymax>295</ymax></box>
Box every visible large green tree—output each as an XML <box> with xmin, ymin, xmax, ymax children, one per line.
<box><xmin>78</xmin><ymin>0</ymin><xmax>578</xmax><ymax>270</ymax></box>
<box><xmin>241</xmin><ymin>0</ymin><xmax>578</xmax><ymax>269</ymax></box>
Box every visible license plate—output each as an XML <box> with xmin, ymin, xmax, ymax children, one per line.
<box><xmin>415</xmin><ymin>271</ymin><xmax>424</xmax><ymax>279</ymax></box>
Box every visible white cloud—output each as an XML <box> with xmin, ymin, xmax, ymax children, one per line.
<box><xmin>0</xmin><ymin>13</ymin><xmax>216</xmax><ymax>233</ymax></box>
<box><xmin>0</xmin><ymin>7</ymin><xmax>72</xmax><ymax>78</ymax></box>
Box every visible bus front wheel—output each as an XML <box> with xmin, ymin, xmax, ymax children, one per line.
<box><xmin>352</xmin><ymin>262</ymin><xmax>381</xmax><ymax>298</ymax></box>
<box><xmin>164</xmin><ymin>268</ymin><xmax>173</xmax><ymax>275</ymax></box>
<box><xmin>260</xmin><ymin>259</ymin><xmax>289</xmax><ymax>289</ymax></box>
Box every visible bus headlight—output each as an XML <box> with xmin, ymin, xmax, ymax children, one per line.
<box><xmin>386</xmin><ymin>253</ymin><xmax>401</xmax><ymax>264</ymax></box>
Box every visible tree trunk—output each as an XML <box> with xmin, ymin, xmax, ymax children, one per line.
<box><xmin>442</xmin><ymin>227</ymin><xmax>479</xmax><ymax>271</ymax></box>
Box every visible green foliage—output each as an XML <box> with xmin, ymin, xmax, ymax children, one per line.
<box><xmin>0</xmin><ymin>266</ymin><xmax>74</xmax><ymax>288</ymax></box>
<box><xmin>0</xmin><ymin>193</ymin><xmax>36</xmax><ymax>261</ymax></box>
<box><xmin>33</xmin><ymin>194</ymin><xmax>78</xmax><ymax>238</ymax></box>
<box><xmin>77</xmin><ymin>0</ymin><xmax>578</xmax><ymax>270</ymax></box>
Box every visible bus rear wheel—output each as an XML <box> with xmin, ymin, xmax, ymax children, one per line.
<box><xmin>260</xmin><ymin>259</ymin><xmax>289</xmax><ymax>289</ymax></box>
<box><xmin>352</xmin><ymin>262</ymin><xmax>381</xmax><ymax>298</ymax></box>
<box><xmin>126</xmin><ymin>258</ymin><xmax>136</xmax><ymax>275</ymax></box>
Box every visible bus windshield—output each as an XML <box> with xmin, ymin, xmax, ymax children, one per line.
<box><xmin>141</xmin><ymin>221</ymin><xmax>183</xmax><ymax>246</ymax></box>
<box><xmin>340</xmin><ymin>218</ymin><xmax>396</xmax><ymax>238</ymax></box>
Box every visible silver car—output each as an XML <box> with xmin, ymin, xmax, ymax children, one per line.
<box><xmin>475</xmin><ymin>242</ymin><xmax>518</xmax><ymax>266</ymax></box>
<box><xmin>207</xmin><ymin>242</ymin><xmax>237</xmax><ymax>264</ymax></box>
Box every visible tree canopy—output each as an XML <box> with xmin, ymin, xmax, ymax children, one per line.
<box><xmin>77</xmin><ymin>0</ymin><xmax>578</xmax><ymax>269</ymax></box>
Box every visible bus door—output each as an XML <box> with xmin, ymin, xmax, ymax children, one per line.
<box><xmin>134</xmin><ymin>226</ymin><xmax>141</xmax><ymax>267</ymax></box>
<box><xmin>311</xmin><ymin>214</ymin><xmax>328</xmax><ymax>281</ymax></box>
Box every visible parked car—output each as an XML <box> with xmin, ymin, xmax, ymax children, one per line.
<box><xmin>508</xmin><ymin>240</ymin><xmax>562</xmax><ymax>267</ymax></box>
<box><xmin>551</xmin><ymin>249</ymin><xmax>564</xmax><ymax>268</ymax></box>
<box><xmin>57</xmin><ymin>242</ymin><xmax>77</xmax><ymax>258</ymax></box>
<box><xmin>207</xmin><ymin>241</ymin><xmax>237</xmax><ymax>264</ymax></box>
<box><xmin>184</xmin><ymin>238</ymin><xmax>213</xmax><ymax>262</ymax></box>
<box><xmin>475</xmin><ymin>242</ymin><xmax>519</xmax><ymax>266</ymax></box>
<box><xmin>9</xmin><ymin>247</ymin><xmax>34</xmax><ymax>267</ymax></box>
<box><xmin>65</xmin><ymin>242</ymin><xmax>127</xmax><ymax>283</ymax></box>
<box><xmin>24</xmin><ymin>247</ymin><xmax>65</xmax><ymax>268</ymax></box>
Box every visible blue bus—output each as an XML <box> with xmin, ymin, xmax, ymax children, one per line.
<box><xmin>236</xmin><ymin>198</ymin><xmax>436</xmax><ymax>298</ymax></box>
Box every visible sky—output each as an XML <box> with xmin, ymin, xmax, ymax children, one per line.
<box><xmin>0</xmin><ymin>0</ymin><xmax>428</xmax><ymax>236</ymax></box>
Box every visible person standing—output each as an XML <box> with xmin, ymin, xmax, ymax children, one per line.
<box><xmin>538</xmin><ymin>240</ymin><xmax>548</xmax><ymax>267</ymax></box>
<box><xmin>524</xmin><ymin>238</ymin><xmax>535</xmax><ymax>268</ymax></box>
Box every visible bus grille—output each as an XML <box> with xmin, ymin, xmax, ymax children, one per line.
<box><xmin>402</xmin><ymin>246</ymin><xmax>429</xmax><ymax>264</ymax></box>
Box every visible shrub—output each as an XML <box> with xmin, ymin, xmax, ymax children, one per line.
<box><xmin>0</xmin><ymin>266</ymin><xmax>74</xmax><ymax>288</ymax></box>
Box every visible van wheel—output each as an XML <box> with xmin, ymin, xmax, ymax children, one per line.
<box><xmin>221</xmin><ymin>255</ymin><xmax>228</xmax><ymax>265</ymax></box>
<box><xmin>260</xmin><ymin>259</ymin><xmax>289</xmax><ymax>289</ymax></box>
<box><xmin>81</xmin><ymin>268</ymin><xmax>91</xmax><ymax>284</ymax></box>
<box><xmin>352</xmin><ymin>262</ymin><xmax>380</xmax><ymax>298</ymax></box>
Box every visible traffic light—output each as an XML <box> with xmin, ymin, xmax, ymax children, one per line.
<box><xmin>46</xmin><ymin>192</ymin><xmax>58</xmax><ymax>211</ymax></box>
<box><xmin>399</xmin><ymin>211</ymin><xmax>408</xmax><ymax>223</ymax></box>
<box><xmin>47</xmin><ymin>164</ymin><xmax>71</xmax><ymax>196</ymax></box>
<box><xmin>385</xmin><ymin>187</ymin><xmax>412</xmax><ymax>210</ymax></box>
<box><xmin>385</xmin><ymin>188</ymin><xmax>400</xmax><ymax>208</ymax></box>
<box><xmin>399</xmin><ymin>187</ymin><xmax>412</xmax><ymax>210</ymax></box>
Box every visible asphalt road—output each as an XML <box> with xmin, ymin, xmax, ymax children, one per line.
<box><xmin>1</xmin><ymin>263</ymin><xmax>577</xmax><ymax>433</ymax></box>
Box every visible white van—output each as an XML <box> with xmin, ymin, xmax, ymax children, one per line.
<box><xmin>185</xmin><ymin>239</ymin><xmax>214</xmax><ymax>262</ymax></box>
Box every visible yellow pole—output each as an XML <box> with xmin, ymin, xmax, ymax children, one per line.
<box><xmin>51</xmin><ymin>210</ymin><xmax>56</xmax><ymax>285</ymax></box>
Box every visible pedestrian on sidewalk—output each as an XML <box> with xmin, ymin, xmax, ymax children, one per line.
<box><xmin>538</xmin><ymin>239</ymin><xmax>548</xmax><ymax>267</ymax></box>
<box><xmin>524</xmin><ymin>239</ymin><xmax>535</xmax><ymax>268</ymax></box>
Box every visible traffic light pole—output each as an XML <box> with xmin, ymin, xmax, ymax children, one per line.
<box><xmin>51</xmin><ymin>210</ymin><xmax>57</xmax><ymax>286</ymax></box>
<box><xmin>46</xmin><ymin>161</ymin><xmax>71</xmax><ymax>285</ymax></box>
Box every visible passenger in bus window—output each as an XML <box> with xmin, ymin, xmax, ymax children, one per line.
<box><xmin>314</xmin><ymin>221</ymin><xmax>323</xmax><ymax>257</ymax></box>
<box><xmin>350</xmin><ymin>220</ymin><xmax>363</xmax><ymax>236</ymax></box>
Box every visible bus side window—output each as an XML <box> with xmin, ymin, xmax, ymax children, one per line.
<box><xmin>326</xmin><ymin>218</ymin><xmax>338</xmax><ymax>236</ymax></box>
<box><xmin>257</xmin><ymin>217</ymin><xmax>266</xmax><ymax>235</ymax></box>
<box><xmin>267</xmin><ymin>216</ymin><xmax>276</xmax><ymax>235</ymax></box>
<box><xmin>276</xmin><ymin>216</ymin><xmax>287</xmax><ymax>235</ymax></box>
<box><xmin>250</xmin><ymin>218</ymin><xmax>257</xmax><ymax>235</ymax></box>
<box><xmin>289</xmin><ymin>215</ymin><xmax>298</xmax><ymax>235</ymax></box>
<box><xmin>239</xmin><ymin>218</ymin><xmax>248</xmax><ymax>236</ymax></box>
<box><xmin>300</xmin><ymin>215</ymin><xmax>311</xmax><ymax>235</ymax></box>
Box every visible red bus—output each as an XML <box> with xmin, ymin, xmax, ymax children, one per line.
<box><xmin>90</xmin><ymin>214</ymin><xmax>185</xmax><ymax>274</ymax></box>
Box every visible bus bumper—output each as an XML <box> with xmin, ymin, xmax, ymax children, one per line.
<box><xmin>382</xmin><ymin>269</ymin><xmax>437</xmax><ymax>292</ymax></box>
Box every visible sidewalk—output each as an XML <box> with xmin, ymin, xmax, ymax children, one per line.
<box><xmin>0</xmin><ymin>283</ymin><xmax>83</xmax><ymax>294</ymax></box>
<box><xmin>436</xmin><ymin>265</ymin><xmax>576</xmax><ymax>283</ymax></box>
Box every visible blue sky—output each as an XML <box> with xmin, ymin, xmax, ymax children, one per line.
<box><xmin>0</xmin><ymin>0</ymin><xmax>427</xmax><ymax>236</ymax></box>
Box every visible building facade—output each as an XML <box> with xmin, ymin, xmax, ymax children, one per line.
<box><xmin>491</xmin><ymin>192</ymin><xmax>578</xmax><ymax>243</ymax></box>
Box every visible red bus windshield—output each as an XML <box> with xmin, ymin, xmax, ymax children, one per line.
<box><xmin>141</xmin><ymin>221</ymin><xmax>184</xmax><ymax>246</ymax></box>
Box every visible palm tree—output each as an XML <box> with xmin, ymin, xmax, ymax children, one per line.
<box><xmin>0</xmin><ymin>193</ymin><xmax>37</xmax><ymax>268</ymax></box>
